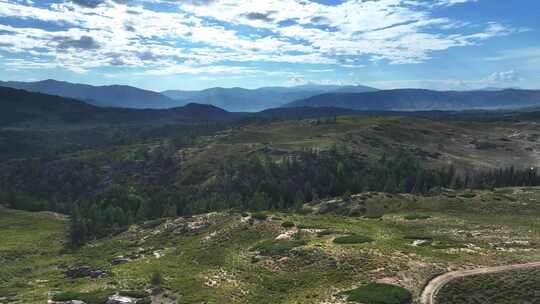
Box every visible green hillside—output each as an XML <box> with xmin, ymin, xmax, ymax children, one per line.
<box><xmin>3</xmin><ymin>187</ymin><xmax>540</xmax><ymax>303</ymax></box>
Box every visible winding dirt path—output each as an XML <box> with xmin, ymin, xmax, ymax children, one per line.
<box><xmin>420</xmin><ymin>262</ymin><xmax>540</xmax><ymax>304</ymax></box>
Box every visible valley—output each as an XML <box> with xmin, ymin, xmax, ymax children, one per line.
<box><xmin>2</xmin><ymin>86</ymin><xmax>540</xmax><ymax>304</ymax></box>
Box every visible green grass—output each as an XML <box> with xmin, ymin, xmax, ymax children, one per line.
<box><xmin>404</xmin><ymin>213</ymin><xmax>431</xmax><ymax>220</ymax></box>
<box><xmin>341</xmin><ymin>283</ymin><xmax>412</xmax><ymax>304</ymax></box>
<box><xmin>252</xmin><ymin>239</ymin><xmax>307</xmax><ymax>255</ymax></box>
<box><xmin>333</xmin><ymin>235</ymin><xmax>374</xmax><ymax>244</ymax></box>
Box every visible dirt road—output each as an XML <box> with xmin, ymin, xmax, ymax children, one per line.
<box><xmin>420</xmin><ymin>262</ymin><xmax>540</xmax><ymax>304</ymax></box>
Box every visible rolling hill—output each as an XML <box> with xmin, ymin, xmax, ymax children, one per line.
<box><xmin>0</xmin><ymin>79</ymin><xmax>180</xmax><ymax>109</ymax></box>
<box><xmin>0</xmin><ymin>86</ymin><xmax>236</xmax><ymax>127</ymax></box>
<box><xmin>286</xmin><ymin>89</ymin><xmax>540</xmax><ymax>111</ymax></box>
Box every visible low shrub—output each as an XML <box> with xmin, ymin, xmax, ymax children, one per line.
<box><xmin>365</xmin><ymin>213</ymin><xmax>383</xmax><ymax>219</ymax></box>
<box><xmin>281</xmin><ymin>221</ymin><xmax>295</xmax><ymax>228</ymax></box>
<box><xmin>297</xmin><ymin>207</ymin><xmax>313</xmax><ymax>215</ymax></box>
<box><xmin>404</xmin><ymin>213</ymin><xmax>431</xmax><ymax>220</ymax></box>
<box><xmin>138</xmin><ymin>298</ymin><xmax>152</xmax><ymax>304</ymax></box>
<box><xmin>333</xmin><ymin>234</ymin><xmax>373</xmax><ymax>244</ymax></box>
<box><xmin>150</xmin><ymin>269</ymin><xmax>163</xmax><ymax>287</ymax></box>
<box><xmin>52</xmin><ymin>290</ymin><xmax>112</xmax><ymax>304</ymax></box>
<box><xmin>341</xmin><ymin>283</ymin><xmax>412</xmax><ymax>304</ymax></box>
<box><xmin>252</xmin><ymin>212</ymin><xmax>268</xmax><ymax>221</ymax></box>
<box><xmin>460</xmin><ymin>191</ymin><xmax>476</xmax><ymax>198</ymax></box>
<box><xmin>297</xmin><ymin>223</ymin><xmax>327</xmax><ymax>230</ymax></box>
<box><xmin>119</xmin><ymin>290</ymin><xmax>149</xmax><ymax>298</ymax></box>
<box><xmin>317</xmin><ymin>229</ymin><xmax>335</xmax><ymax>236</ymax></box>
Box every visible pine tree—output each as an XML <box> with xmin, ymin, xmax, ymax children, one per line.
<box><xmin>69</xmin><ymin>204</ymin><xmax>87</xmax><ymax>246</ymax></box>
<box><xmin>293</xmin><ymin>191</ymin><xmax>305</xmax><ymax>212</ymax></box>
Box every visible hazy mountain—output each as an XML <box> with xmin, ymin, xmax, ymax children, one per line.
<box><xmin>0</xmin><ymin>87</ymin><xmax>236</xmax><ymax>127</ymax></box>
<box><xmin>259</xmin><ymin>83</ymin><xmax>378</xmax><ymax>94</ymax></box>
<box><xmin>162</xmin><ymin>84</ymin><xmax>377</xmax><ymax>112</ymax></box>
<box><xmin>478</xmin><ymin>87</ymin><xmax>522</xmax><ymax>91</ymax></box>
<box><xmin>286</xmin><ymin>89</ymin><xmax>540</xmax><ymax>111</ymax></box>
<box><xmin>0</xmin><ymin>79</ymin><xmax>378</xmax><ymax>111</ymax></box>
<box><xmin>0</xmin><ymin>79</ymin><xmax>179</xmax><ymax>109</ymax></box>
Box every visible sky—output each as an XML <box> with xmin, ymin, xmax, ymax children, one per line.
<box><xmin>0</xmin><ymin>0</ymin><xmax>538</xmax><ymax>91</ymax></box>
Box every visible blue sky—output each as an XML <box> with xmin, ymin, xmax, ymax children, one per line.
<box><xmin>0</xmin><ymin>0</ymin><xmax>538</xmax><ymax>91</ymax></box>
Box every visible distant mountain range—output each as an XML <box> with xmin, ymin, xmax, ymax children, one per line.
<box><xmin>286</xmin><ymin>89</ymin><xmax>540</xmax><ymax>111</ymax></box>
<box><xmin>162</xmin><ymin>84</ymin><xmax>377</xmax><ymax>112</ymax></box>
<box><xmin>0</xmin><ymin>79</ymin><xmax>377</xmax><ymax>112</ymax></box>
<box><xmin>4</xmin><ymin>86</ymin><xmax>540</xmax><ymax>129</ymax></box>
<box><xmin>2</xmin><ymin>79</ymin><xmax>540</xmax><ymax>114</ymax></box>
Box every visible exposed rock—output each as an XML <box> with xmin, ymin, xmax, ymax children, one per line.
<box><xmin>411</xmin><ymin>240</ymin><xmax>431</xmax><ymax>247</ymax></box>
<box><xmin>65</xmin><ymin>266</ymin><xmax>108</xmax><ymax>279</ymax></box>
<box><xmin>106</xmin><ymin>295</ymin><xmax>137</xmax><ymax>304</ymax></box>
<box><xmin>275</xmin><ymin>229</ymin><xmax>297</xmax><ymax>240</ymax></box>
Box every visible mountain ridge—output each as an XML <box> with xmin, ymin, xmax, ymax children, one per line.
<box><xmin>0</xmin><ymin>86</ymin><xmax>236</xmax><ymax>127</ymax></box>
<box><xmin>0</xmin><ymin>79</ymin><xmax>180</xmax><ymax>109</ymax></box>
<box><xmin>286</xmin><ymin>88</ymin><xmax>540</xmax><ymax>111</ymax></box>
<box><xmin>0</xmin><ymin>79</ymin><xmax>378</xmax><ymax>112</ymax></box>
<box><xmin>162</xmin><ymin>84</ymin><xmax>377</xmax><ymax>112</ymax></box>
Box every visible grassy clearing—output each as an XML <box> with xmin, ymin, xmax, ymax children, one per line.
<box><xmin>252</xmin><ymin>239</ymin><xmax>308</xmax><ymax>256</ymax></box>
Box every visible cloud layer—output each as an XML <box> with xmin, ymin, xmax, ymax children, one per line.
<box><xmin>0</xmin><ymin>0</ymin><xmax>521</xmax><ymax>76</ymax></box>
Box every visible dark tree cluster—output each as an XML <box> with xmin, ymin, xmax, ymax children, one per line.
<box><xmin>2</xmin><ymin>148</ymin><xmax>540</xmax><ymax>246</ymax></box>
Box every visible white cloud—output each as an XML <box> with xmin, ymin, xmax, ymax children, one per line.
<box><xmin>0</xmin><ymin>0</ymin><xmax>522</xmax><ymax>75</ymax></box>
<box><xmin>485</xmin><ymin>70</ymin><xmax>519</xmax><ymax>83</ymax></box>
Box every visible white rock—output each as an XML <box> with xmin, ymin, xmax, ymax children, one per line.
<box><xmin>106</xmin><ymin>295</ymin><xmax>137</xmax><ymax>304</ymax></box>
<box><xmin>412</xmin><ymin>240</ymin><xmax>431</xmax><ymax>247</ymax></box>
<box><xmin>275</xmin><ymin>230</ymin><xmax>297</xmax><ymax>240</ymax></box>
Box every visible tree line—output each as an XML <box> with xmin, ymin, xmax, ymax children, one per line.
<box><xmin>2</xmin><ymin>148</ymin><xmax>540</xmax><ymax>246</ymax></box>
